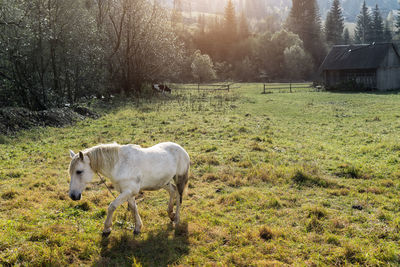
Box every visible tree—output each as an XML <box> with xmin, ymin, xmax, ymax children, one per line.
<box><xmin>371</xmin><ymin>4</ymin><xmax>384</xmax><ymax>42</ymax></box>
<box><xmin>284</xmin><ymin>44</ymin><xmax>313</xmax><ymax>80</ymax></box>
<box><xmin>172</xmin><ymin>0</ymin><xmax>183</xmax><ymax>28</ymax></box>
<box><xmin>234</xmin><ymin>57</ymin><xmax>257</xmax><ymax>82</ymax></box>
<box><xmin>104</xmin><ymin>0</ymin><xmax>184</xmax><ymax>95</ymax></box>
<box><xmin>384</xmin><ymin>21</ymin><xmax>392</xmax><ymax>42</ymax></box>
<box><xmin>0</xmin><ymin>0</ymin><xmax>103</xmax><ymax>109</ymax></box>
<box><xmin>224</xmin><ymin>0</ymin><xmax>237</xmax><ymax>40</ymax></box>
<box><xmin>354</xmin><ymin>1</ymin><xmax>372</xmax><ymax>43</ymax></box>
<box><xmin>238</xmin><ymin>12</ymin><xmax>250</xmax><ymax>40</ymax></box>
<box><xmin>325</xmin><ymin>0</ymin><xmax>344</xmax><ymax>45</ymax></box>
<box><xmin>396</xmin><ymin>6</ymin><xmax>400</xmax><ymax>35</ymax></box>
<box><xmin>343</xmin><ymin>28</ymin><xmax>351</xmax><ymax>44</ymax></box>
<box><xmin>286</xmin><ymin>0</ymin><xmax>326</xmax><ymax>68</ymax></box>
<box><xmin>191</xmin><ymin>50</ymin><xmax>217</xmax><ymax>83</ymax></box>
<box><xmin>0</xmin><ymin>0</ymin><xmax>184</xmax><ymax>109</ymax></box>
<box><xmin>253</xmin><ymin>30</ymin><xmax>304</xmax><ymax>80</ymax></box>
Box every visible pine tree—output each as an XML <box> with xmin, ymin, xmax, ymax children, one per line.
<box><xmin>396</xmin><ymin>6</ymin><xmax>400</xmax><ymax>35</ymax></box>
<box><xmin>384</xmin><ymin>21</ymin><xmax>392</xmax><ymax>42</ymax></box>
<box><xmin>224</xmin><ymin>0</ymin><xmax>237</xmax><ymax>40</ymax></box>
<box><xmin>286</xmin><ymin>0</ymin><xmax>326</xmax><ymax>67</ymax></box>
<box><xmin>354</xmin><ymin>1</ymin><xmax>372</xmax><ymax>43</ymax></box>
<box><xmin>238</xmin><ymin>12</ymin><xmax>250</xmax><ymax>39</ymax></box>
<box><xmin>172</xmin><ymin>0</ymin><xmax>183</xmax><ymax>28</ymax></box>
<box><xmin>325</xmin><ymin>0</ymin><xmax>344</xmax><ymax>45</ymax></box>
<box><xmin>343</xmin><ymin>28</ymin><xmax>351</xmax><ymax>44</ymax></box>
<box><xmin>371</xmin><ymin>4</ymin><xmax>384</xmax><ymax>42</ymax></box>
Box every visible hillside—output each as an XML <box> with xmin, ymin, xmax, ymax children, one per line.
<box><xmin>161</xmin><ymin>0</ymin><xmax>398</xmax><ymax>22</ymax></box>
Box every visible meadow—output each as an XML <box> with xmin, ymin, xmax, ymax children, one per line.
<box><xmin>1</xmin><ymin>84</ymin><xmax>400</xmax><ymax>266</ymax></box>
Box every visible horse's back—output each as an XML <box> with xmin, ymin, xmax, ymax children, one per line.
<box><xmin>148</xmin><ymin>142</ymin><xmax>190</xmax><ymax>175</ymax></box>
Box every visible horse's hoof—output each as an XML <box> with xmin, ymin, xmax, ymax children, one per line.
<box><xmin>133</xmin><ymin>229</ymin><xmax>141</xmax><ymax>235</ymax></box>
<box><xmin>102</xmin><ymin>231</ymin><xmax>111</xmax><ymax>237</ymax></box>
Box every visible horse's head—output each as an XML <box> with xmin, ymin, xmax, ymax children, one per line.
<box><xmin>68</xmin><ymin>150</ymin><xmax>95</xmax><ymax>201</ymax></box>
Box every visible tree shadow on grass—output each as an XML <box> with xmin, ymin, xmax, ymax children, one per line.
<box><xmin>94</xmin><ymin>222</ymin><xmax>189</xmax><ymax>267</ymax></box>
<box><xmin>327</xmin><ymin>89</ymin><xmax>400</xmax><ymax>95</ymax></box>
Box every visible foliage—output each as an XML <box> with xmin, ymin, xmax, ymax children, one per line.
<box><xmin>286</xmin><ymin>0</ymin><xmax>326</xmax><ymax>69</ymax></box>
<box><xmin>284</xmin><ymin>44</ymin><xmax>314</xmax><ymax>80</ymax></box>
<box><xmin>371</xmin><ymin>5</ymin><xmax>384</xmax><ymax>42</ymax></box>
<box><xmin>354</xmin><ymin>1</ymin><xmax>373</xmax><ymax>43</ymax></box>
<box><xmin>191</xmin><ymin>50</ymin><xmax>217</xmax><ymax>82</ymax></box>
<box><xmin>103</xmin><ymin>0</ymin><xmax>183</xmax><ymax>95</ymax></box>
<box><xmin>343</xmin><ymin>28</ymin><xmax>351</xmax><ymax>44</ymax></box>
<box><xmin>0</xmin><ymin>0</ymin><xmax>183</xmax><ymax>109</ymax></box>
<box><xmin>383</xmin><ymin>21</ymin><xmax>392</xmax><ymax>42</ymax></box>
<box><xmin>325</xmin><ymin>0</ymin><xmax>344</xmax><ymax>46</ymax></box>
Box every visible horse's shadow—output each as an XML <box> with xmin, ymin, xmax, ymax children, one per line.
<box><xmin>95</xmin><ymin>222</ymin><xmax>189</xmax><ymax>267</ymax></box>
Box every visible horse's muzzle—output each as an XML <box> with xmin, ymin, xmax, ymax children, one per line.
<box><xmin>69</xmin><ymin>192</ymin><xmax>81</xmax><ymax>201</ymax></box>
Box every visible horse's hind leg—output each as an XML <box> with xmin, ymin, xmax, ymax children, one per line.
<box><xmin>163</xmin><ymin>183</ymin><xmax>177</xmax><ymax>222</ymax></box>
<box><xmin>128</xmin><ymin>197</ymin><xmax>142</xmax><ymax>235</ymax></box>
<box><xmin>174</xmin><ymin>190</ymin><xmax>181</xmax><ymax>226</ymax></box>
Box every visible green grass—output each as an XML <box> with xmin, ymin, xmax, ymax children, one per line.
<box><xmin>1</xmin><ymin>84</ymin><xmax>400</xmax><ymax>265</ymax></box>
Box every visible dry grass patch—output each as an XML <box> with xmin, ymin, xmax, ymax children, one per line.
<box><xmin>328</xmin><ymin>188</ymin><xmax>350</xmax><ymax>196</ymax></box>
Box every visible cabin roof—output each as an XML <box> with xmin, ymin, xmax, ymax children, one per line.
<box><xmin>320</xmin><ymin>43</ymin><xmax>399</xmax><ymax>71</ymax></box>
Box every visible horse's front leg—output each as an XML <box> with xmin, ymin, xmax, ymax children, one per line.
<box><xmin>102</xmin><ymin>190</ymin><xmax>136</xmax><ymax>237</ymax></box>
<box><xmin>127</xmin><ymin>197</ymin><xmax>142</xmax><ymax>235</ymax></box>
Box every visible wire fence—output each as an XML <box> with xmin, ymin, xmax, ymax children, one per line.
<box><xmin>171</xmin><ymin>83</ymin><xmax>240</xmax><ymax>92</ymax></box>
<box><xmin>261</xmin><ymin>82</ymin><xmax>317</xmax><ymax>93</ymax></box>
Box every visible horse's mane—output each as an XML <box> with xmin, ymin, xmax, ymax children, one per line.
<box><xmin>85</xmin><ymin>143</ymin><xmax>121</xmax><ymax>173</ymax></box>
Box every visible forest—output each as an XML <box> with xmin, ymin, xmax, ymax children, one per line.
<box><xmin>0</xmin><ymin>0</ymin><xmax>399</xmax><ymax>110</ymax></box>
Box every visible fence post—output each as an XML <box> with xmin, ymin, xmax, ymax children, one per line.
<box><xmin>227</xmin><ymin>84</ymin><xmax>230</xmax><ymax>92</ymax></box>
<box><xmin>290</xmin><ymin>82</ymin><xmax>292</xmax><ymax>93</ymax></box>
<box><xmin>198</xmin><ymin>83</ymin><xmax>200</xmax><ymax>93</ymax></box>
<box><xmin>263</xmin><ymin>84</ymin><xmax>266</xmax><ymax>94</ymax></box>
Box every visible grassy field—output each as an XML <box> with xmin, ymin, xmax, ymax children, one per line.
<box><xmin>1</xmin><ymin>84</ymin><xmax>400</xmax><ymax>266</ymax></box>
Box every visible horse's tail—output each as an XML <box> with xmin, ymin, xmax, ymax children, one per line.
<box><xmin>176</xmin><ymin>165</ymin><xmax>189</xmax><ymax>204</ymax></box>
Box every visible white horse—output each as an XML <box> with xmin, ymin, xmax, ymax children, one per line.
<box><xmin>68</xmin><ymin>142</ymin><xmax>190</xmax><ymax>236</ymax></box>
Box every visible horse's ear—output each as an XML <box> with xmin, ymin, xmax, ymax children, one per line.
<box><xmin>79</xmin><ymin>151</ymin><xmax>84</xmax><ymax>161</ymax></box>
<box><xmin>70</xmin><ymin>150</ymin><xmax>76</xmax><ymax>158</ymax></box>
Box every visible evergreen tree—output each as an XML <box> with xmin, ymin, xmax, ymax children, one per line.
<box><xmin>354</xmin><ymin>1</ymin><xmax>372</xmax><ymax>43</ymax></box>
<box><xmin>172</xmin><ymin>0</ymin><xmax>183</xmax><ymax>28</ymax></box>
<box><xmin>343</xmin><ymin>28</ymin><xmax>351</xmax><ymax>44</ymax></box>
<box><xmin>395</xmin><ymin>5</ymin><xmax>400</xmax><ymax>36</ymax></box>
<box><xmin>224</xmin><ymin>0</ymin><xmax>237</xmax><ymax>40</ymax></box>
<box><xmin>384</xmin><ymin>21</ymin><xmax>392</xmax><ymax>42</ymax></box>
<box><xmin>371</xmin><ymin>4</ymin><xmax>384</xmax><ymax>42</ymax></box>
<box><xmin>238</xmin><ymin>12</ymin><xmax>250</xmax><ymax>39</ymax></box>
<box><xmin>325</xmin><ymin>0</ymin><xmax>344</xmax><ymax>45</ymax></box>
<box><xmin>286</xmin><ymin>0</ymin><xmax>326</xmax><ymax>67</ymax></box>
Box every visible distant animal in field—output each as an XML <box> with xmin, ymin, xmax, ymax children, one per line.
<box><xmin>68</xmin><ymin>142</ymin><xmax>190</xmax><ymax>236</ymax></box>
<box><xmin>152</xmin><ymin>84</ymin><xmax>172</xmax><ymax>94</ymax></box>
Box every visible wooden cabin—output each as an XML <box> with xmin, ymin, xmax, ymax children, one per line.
<box><xmin>320</xmin><ymin>43</ymin><xmax>400</xmax><ymax>90</ymax></box>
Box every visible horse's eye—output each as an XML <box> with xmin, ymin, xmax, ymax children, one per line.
<box><xmin>76</xmin><ymin>170</ymin><xmax>83</xmax><ymax>175</ymax></box>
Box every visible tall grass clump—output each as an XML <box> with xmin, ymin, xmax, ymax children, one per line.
<box><xmin>291</xmin><ymin>166</ymin><xmax>337</xmax><ymax>188</ymax></box>
<box><xmin>336</xmin><ymin>164</ymin><xmax>370</xmax><ymax>179</ymax></box>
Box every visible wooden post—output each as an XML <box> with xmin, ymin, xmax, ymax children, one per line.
<box><xmin>263</xmin><ymin>84</ymin><xmax>266</xmax><ymax>94</ymax></box>
<box><xmin>198</xmin><ymin>83</ymin><xmax>200</xmax><ymax>93</ymax></box>
<box><xmin>290</xmin><ymin>81</ymin><xmax>292</xmax><ymax>93</ymax></box>
<box><xmin>227</xmin><ymin>84</ymin><xmax>230</xmax><ymax>92</ymax></box>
